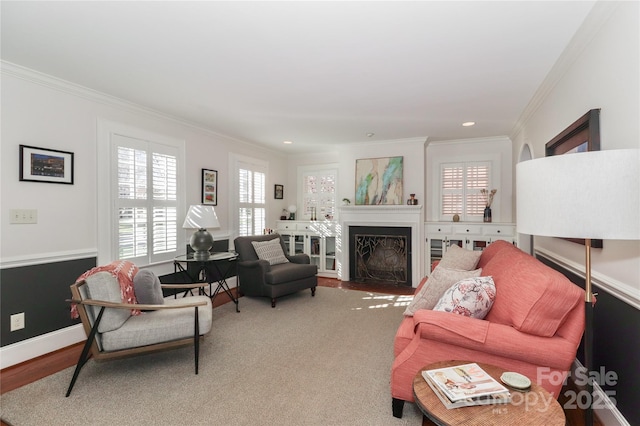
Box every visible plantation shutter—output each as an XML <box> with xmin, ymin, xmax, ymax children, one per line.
<box><xmin>440</xmin><ymin>161</ymin><xmax>491</xmax><ymax>221</ymax></box>
<box><xmin>115</xmin><ymin>135</ymin><xmax>178</xmax><ymax>263</ymax></box>
<box><xmin>238</xmin><ymin>162</ymin><xmax>266</xmax><ymax>236</ymax></box>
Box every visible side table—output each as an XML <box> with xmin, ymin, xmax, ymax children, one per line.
<box><xmin>174</xmin><ymin>252</ymin><xmax>240</xmax><ymax>312</ymax></box>
<box><xmin>413</xmin><ymin>360</ymin><xmax>565</xmax><ymax>426</ymax></box>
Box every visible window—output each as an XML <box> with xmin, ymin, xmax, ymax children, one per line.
<box><xmin>440</xmin><ymin>161</ymin><xmax>490</xmax><ymax>221</ymax></box>
<box><xmin>299</xmin><ymin>165</ymin><xmax>337</xmax><ymax>220</ymax></box>
<box><xmin>237</xmin><ymin>160</ymin><xmax>266</xmax><ymax>236</ymax></box>
<box><xmin>113</xmin><ymin>134</ymin><xmax>179</xmax><ymax>263</ymax></box>
<box><xmin>98</xmin><ymin>120</ymin><xmax>184</xmax><ymax>266</ymax></box>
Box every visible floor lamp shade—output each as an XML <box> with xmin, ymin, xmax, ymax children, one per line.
<box><xmin>516</xmin><ymin>148</ymin><xmax>639</xmax><ymax>426</ymax></box>
<box><xmin>516</xmin><ymin>149</ymin><xmax>639</xmax><ymax>240</ymax></box>
<box><xmin>182</xmin><ymin>205</ymin><xmax>221</xmax><ymax>260</ymax></box>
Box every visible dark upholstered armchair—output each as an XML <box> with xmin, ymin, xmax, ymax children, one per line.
<box><xmin>234</xmin><ymin>234</ymin><xmax>318</xmax><ymax>307</ymax></box>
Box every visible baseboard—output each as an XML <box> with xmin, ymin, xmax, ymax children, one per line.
<box><xmin>0</xmin><ymin>324</ymin><xmax>85</xmax><ymax>369</ymax></box>
<box><xmin>570</xmin><ymin>360</ymin><xmax>630</xmax><ymax>426</ymax></box>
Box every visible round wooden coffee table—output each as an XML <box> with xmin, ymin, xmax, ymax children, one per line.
<box><xmin>413</xmin><ymin>361</ymin><xmax>565</xmax><ymax>426</ymax></box>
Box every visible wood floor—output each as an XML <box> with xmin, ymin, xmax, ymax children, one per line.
<box><xmin>1</xmin><ymin>278</ymin><xmax>600</xmax><ymax>426</ymax></box>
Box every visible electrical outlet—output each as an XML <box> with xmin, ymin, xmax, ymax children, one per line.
<box><xmin>10</xmin><ymin>313</ymin><xmax>25</xmax><ymax>331</ymax></box>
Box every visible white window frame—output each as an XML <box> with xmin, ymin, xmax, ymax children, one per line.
<box><xmin>434</xmin><ymin>154</ymin><xmax>500</xmax><ymax>222</ymax></box>
<box><xmin>97</xmin><ymin>120</ymin><xmax>185</xmax><ymax>266</ymax></box>
<box><xmin>297</xmin><ymin>164</ymin><xmax>338</xmax><ymax>221</ymax></box>
<box><xmin>229</xmin><ymin>153</ymin><xmax>268</xmax><ymax>238</ymax></box>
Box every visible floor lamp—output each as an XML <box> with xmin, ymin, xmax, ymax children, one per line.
<box><xmin>516</xmin><ymin>149</ymin><xmax>639</xmax><ymax>426</ymax></box>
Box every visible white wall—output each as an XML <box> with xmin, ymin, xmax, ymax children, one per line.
<box><xmin>511</xmin><ymin>1</ymin><xmax>640</xmax><ymax>304</ymax></box>
<box><xmin>0</xmin><ymin>63</ymin><xmax>288</xmax><ymax>271</ymax></box>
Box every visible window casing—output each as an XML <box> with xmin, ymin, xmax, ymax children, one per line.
<box><xmin>440</xmin><ymin>161</ymin><xmax>491</xmax><ymax>221</ymax></box>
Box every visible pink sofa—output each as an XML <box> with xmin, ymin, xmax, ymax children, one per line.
<box><xmin>391</xmin><ymin>240</ymin><xmax>585</xmax><ymax>418</ymax></box>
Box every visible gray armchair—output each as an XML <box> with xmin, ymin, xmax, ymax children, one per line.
<box><xmin>234</xmin><ymin>234</ymin><xmax>318</xmax><ymax>307</ymax></box>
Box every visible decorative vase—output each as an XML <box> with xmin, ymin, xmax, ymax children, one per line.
<box><xmin>483</xmin><ymin>207</ymin><xmax>492</xmax><ymax>223</ymax></box>
<box><xmin>407</xmin><ymin>194</ymin><xmax>418</xmax><ymax>205</ymax></box>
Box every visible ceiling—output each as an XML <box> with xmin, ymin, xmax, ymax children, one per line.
<box><xmin>1</xmin><ymin>1</ymin><xmax>596</xmax><ymax>154</ymax></box>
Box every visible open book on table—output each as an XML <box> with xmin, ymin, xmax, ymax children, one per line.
<box><xmin>422</xmin><ymin>362</ymin><xmax>511</xmax><ymax>409</ymax></box>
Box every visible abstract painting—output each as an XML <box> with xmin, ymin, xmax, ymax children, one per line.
<box><xmin>355</xmin><ymin>156</ymin><xmax>403</xmax><ymax>205</ymax></box>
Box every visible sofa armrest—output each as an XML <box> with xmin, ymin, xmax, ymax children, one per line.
<box><xmin>413</xmin><ymin>310</ymin><xmax>579</xmax><ymax>370</ymax></box>
<box><xmin>287</xmin><ymin>253</ymin><xmax>310</xmax><ymax>264</ymax></box>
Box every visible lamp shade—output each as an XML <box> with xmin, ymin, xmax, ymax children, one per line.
<box><xmin>182</xmin><ymin>205</ymin><xmax>220</xmax><ymax>230</ymax></box>
<box><xmin>516</xmin><ymin>149</ymin><xmax>639</xmax><ymax>240</ymax></box>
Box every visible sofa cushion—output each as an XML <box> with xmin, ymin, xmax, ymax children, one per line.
<box><xmin>438</xmin><ymin>244</ymin><xmax>482</xmax><ymax>271</ymax></box>
<box><xmin>433</xmin><ymin>276</ymin><xmax>496</xmax><ymax>319</ymax></box>
<box><xmin>133</xmin><ymin>270</ymin><xmax>165</xmax><ymax>306</ymax></box>
<box><xmin>483</xmin><ymin>243</ymin><xmax>583</xmax><ymax>337</ymax></box>
<box><xmin>85</xmin><ymin>272</ymin><xmax>131</xmax><ymax>333</ymax></box>
<box><xmin>252</xmin><ymin>238</ymin><xmax>289</xmax><ymax>265</ymax></box>
<box><xmin>403</xmin><ymin>266</ymin><xmax>481</xmax><ymax>316</ymax></box>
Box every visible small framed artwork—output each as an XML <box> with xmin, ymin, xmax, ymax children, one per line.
<box><xmin>202</xmin><ymin>169</ymin><xmax>218</xmax><ymax>205</ymax></box>
<box><xmin>19</xmin><ymin>145</ymin><xmax>74</xmax><ymax>184</ymax></box>
<box><xmin>274</xmin><ymin>184</ymin><xmax>284</xmax><ymax>199</ymax></box>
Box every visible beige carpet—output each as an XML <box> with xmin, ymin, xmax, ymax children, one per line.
<box><xmin>1</xmin><ymin>287</ymin><xmax>423</xmax><ymax>425</ymax></box>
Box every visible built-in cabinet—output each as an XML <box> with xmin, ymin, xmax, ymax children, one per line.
<box><xmin>276</xmin><ymin>220</ymin><xmax>337</xmax><ymax>278</ymax></box>
<box><xmin>425</xmin><ymin>222</ymin><xmax>516</xmax><ymax>270</ymax></box>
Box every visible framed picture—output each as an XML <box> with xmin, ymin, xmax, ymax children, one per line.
<box><xmin>274</xmin><ymin>184</ymin><xmax>284</xmax><ymax>199</ymax></box>
<box><xmin>545</xmin><ymin>109</ymin><xmax>602</xmax><ymax>248</ymax></box>
<box><xmin>355</xmin><ymin>156</ymin><xmax>403</xmax><ymax>205</ymax></box>
<box><xmin>19</xmin><ymin>145</ymin><xmax>74</xmax><ymax>184</ymax></box>
<box><xmin>202</xmin><ymin>169</ymin><xmax>218</xmax><ymax>205</ymax></box>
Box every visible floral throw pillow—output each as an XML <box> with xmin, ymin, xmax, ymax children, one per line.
<box><xmin>403</xmin><ymin>266</ymin><xmax>482</xmax><ymax>316</ymax></box>
<box><xmin>433</xmin><ymin>276</ymin><xmax>496</xmax><ymax>319</ymax></box>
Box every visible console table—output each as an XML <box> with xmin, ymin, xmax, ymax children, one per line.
<box><xmin>174</xmin><ymin>252</ymin><xmax>240</xmax><ymax>312</ymax></box>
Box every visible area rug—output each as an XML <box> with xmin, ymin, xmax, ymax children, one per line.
<box><xmin>1</xmin><ymin>287</ymin><xmax>423</xmax><ymax>425</ymax></box>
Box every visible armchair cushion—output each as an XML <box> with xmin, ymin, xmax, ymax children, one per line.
<box><xmin>85</xmin><ymin>272</ymin><xmax>131</xmax><ymax>333</ymax></box>
<box><xmin>433</xmin><ymin>276</ymin><xmax>496</xmax><ymax>319</ymax></box>
<box><xmin>251</xmin><ymin>238</ymin><xmax>289</xmax><ymax>265</ymax></box>
<box><xmin>100</xmin><ymin>296</ymin><xmax>213</xmax><ymax>352</ymax></box>
<box><xmin>133</xmin><ymin>270</ymin><xmax>165</xmax><ymax>306</ymax></box>
<box><xmin>438</xmin><ymin>244</ymin><xmax>482</xmax><ymax>271</ymax></box>
<box><xmin>403</xmin><ymin>266</ymin><xmax>481</xmax><ymax>316</ymax></box>
<box><xmin>265</xmin><ymin>262</ymin><xmax>319</xmax><ymax>284</ymax></box>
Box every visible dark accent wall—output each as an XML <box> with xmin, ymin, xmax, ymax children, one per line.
<box><xmin>538</xmin><ymin>256</ymin><xmax>639</xmax><ymax>425</ymax></box>
<box><xmin>1</xmin><ymin>257</ymin><xmax>96</xmax><ymax>347</ymax></box>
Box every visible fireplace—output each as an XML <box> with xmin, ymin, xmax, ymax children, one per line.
<box><xmin>349</xmin><ymin>226</ymin><xmax>411</xmax><ymax>286</ymax></box>
<box><xmin>338</xmin><ymin>205</ymin><xmax>424</xmax><ymax>288</ymax></box>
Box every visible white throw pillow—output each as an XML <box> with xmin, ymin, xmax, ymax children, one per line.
<box><xmin>433</xmin><ymin>276</ymin><xmax>496</xmax><ymax>319</ymax></box>
<box><xmin>251</xmin><ymin>238</ymin><xmax>289</xmax><ymax>265</ymax></box>
<box><xmin>438</xmin><ymin>244</ymin><xmax>482</xmax><ymax>271</ymax></box>
<box><xmin>403</xmin><ymin>266</ymin><xmax>482</xmax><ymax>316</ymax></box>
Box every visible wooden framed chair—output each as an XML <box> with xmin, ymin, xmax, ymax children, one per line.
<box><xmin>66</xmin><ymin>272</ymin><xmax>213</xmax><ymax>396</ymax></box>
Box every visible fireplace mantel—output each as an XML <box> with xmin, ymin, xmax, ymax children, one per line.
<box><xmin>338</xmin><ymin>205</ymin><xmax>424</xmax><ymax>287</ymax></box>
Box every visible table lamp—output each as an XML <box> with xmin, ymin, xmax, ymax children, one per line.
<box><xmin>182</xmin><ymin>205</ymin><xmax>220</xmax><ymax>260</ymax></box>
<box><xmin>288</xmin><ymin>204</ymin><xmax>297</xmax><ymax>220</ymax></box>
<box><xmin>516</xmin><ymin>149</ymin><xmax>639</xmax><ymax>426</ymax></box>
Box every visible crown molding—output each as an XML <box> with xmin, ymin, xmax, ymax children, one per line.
<box><xmin>510</xmin><ymin>1</ymin><xmax>621</xmax><ymax>140</ymax></box>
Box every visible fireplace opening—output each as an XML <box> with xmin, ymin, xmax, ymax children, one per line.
<box><xmin>349</xmin><ymin>226</ymin><xmax>412</xmax><ymax>286</ymax></box>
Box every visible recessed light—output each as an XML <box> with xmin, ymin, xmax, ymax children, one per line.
<box><xmin>283</xmin><ymin>140</ymin><xmax>293</xmax><ymax>144</ymax></box>
<box><xmin>462</xmin><ymin>121</ymin><xmax>476</xmax><ymax>127</ymax></box>
<box><xmin>366</xmin><ymin>132</ymin><xmax>375</xmax><ymax>138</ymax></box>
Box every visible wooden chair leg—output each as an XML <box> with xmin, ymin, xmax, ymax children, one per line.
<box><xmin>271</xmin><ymin>298</ymin><xmax>276</xmax><ymax>308</ymax></box>
<box><xmin>66</xmin><ymin>307</ymin><xmax>105</xmax><ymax>397</ymax></box>
<box><xmin>311</xmin><ymin>287</ymin><xmax>316</xmax><ymax>297</ymax></box>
